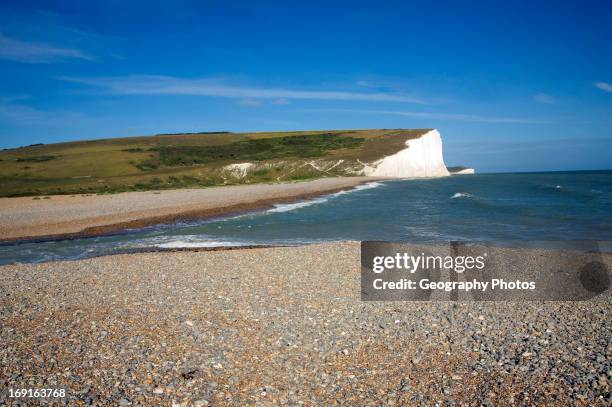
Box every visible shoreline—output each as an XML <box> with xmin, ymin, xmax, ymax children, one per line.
<box><xmin>0</xmin><ymin>177</ymin><xmax>382</xmax><ymax>244</ymax></box>
<box><xmin>6</xmin><ymin>239</ymin><xmax>611</xmax><ymax>267</ymax></box>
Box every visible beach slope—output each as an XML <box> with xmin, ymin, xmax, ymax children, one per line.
<box><xmin>0</xmin><ymin>177</ymin><xmax>377</xmax><ymax>241</ymax></box>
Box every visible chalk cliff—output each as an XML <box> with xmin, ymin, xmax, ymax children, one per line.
<box><xmin>452</xmin><ymin>168</ymin><xmax>475</xmax><ymax>175</ymax></box>
<box><xmin>363</xmin><ymin>129</ymin><xmax>450</xmax><ymax>178</ymax></box>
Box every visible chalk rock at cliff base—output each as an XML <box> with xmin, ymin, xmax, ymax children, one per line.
<box><xmin>449</xmin><ymin>168</ymin><xmax>476</xmax><ymax>175</ymax></box>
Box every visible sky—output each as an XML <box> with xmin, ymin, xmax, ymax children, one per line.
<box><xmin>1</xmin><ymin>0</ymin><xmax>611</xmax><ymax>172</ymax></box>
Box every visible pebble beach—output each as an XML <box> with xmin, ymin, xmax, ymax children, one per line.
<box><xmin>1</xmin><ymin>242</ymin><xmax>610</xmax><ymax>405</ymax></box>
<box><xmin>0</xmin><ymin>177</ymin><xmax>377</xmax><ymax>242</ymax></box>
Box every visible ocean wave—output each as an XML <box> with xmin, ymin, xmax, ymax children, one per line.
<box><xmin>538</xmin><ymin>183</ymin><xmax>563</xmax><ymax>191</ymax></box>
<box><xmin>267</xmin><ymin>196</ymin><xmax>330</xmax><ymax>213</ymax></box>
<box><xmin>155</xmin><ymin>239</ymin><xmax>251</xmax><ymax>248</ymax></box>
<box><xmin>267</xmin><ymin>181</ymin><xmax>384</xmax><ymax>214</ymax></box>
<box><xmin>327</xmin><ymin>181</ymin><xmax>385</xmax><ymax>198</ymax></box>
<box><xmin>128</xmin><ymin>234</ymin><xmax>250</xmax><ymax>249</ymax></box>
<box><xmin>351</xmin><ymin>181</ymin><xmax>385</xmax><ymax>192</ymax></box>
<box><xmin>535</xmin><ymin>182</ymin><xmax>606</xmax><ymax>199</ymax></box>
<box><xmin>450</xmin><ymin>192</ymin><xmax>472</xmax><ymax>199</ymax></box>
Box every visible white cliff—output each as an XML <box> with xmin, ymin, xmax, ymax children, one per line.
<box><xmin>363</xmin><ymin>129</ymin><xmax>450</xmax><ymax>178</ymax></box>
<box><xmin>451</xmin><ymin>168</ymin><xmax>475</xmax><ymax>175</ymax></box>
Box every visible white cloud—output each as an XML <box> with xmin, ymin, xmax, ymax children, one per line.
<box><xmin>58</xmin><ymin>75</ymin><xmax>427</xmax><ymax>104</ymax></box>
<box><xmin>595</xmin><ymin>82</ymin><xmax>612</xmax><ymax>93</ymax></box>
<box><xmin>0</xmin><ymin>34</ymin><xmax>93</xmax><ymax>63</ymax></box>
<box><xmin>238</xmin><ymin>98</ymin><xmax>262</xmax><ymax>107</ymax></box>
<box><xmin>271</xmin><ymin>98</ymin><xmax>290</xmax><ymax>105</ymax></box>
<box><xmin>308</xmin><ymin>108</ymin><xmax>544</xmax><ymax>124</ymax></box>
<box><xmin>533</xmin><ymin>93</ymin><xmax>556</xmax><ymax>104</ymax></box>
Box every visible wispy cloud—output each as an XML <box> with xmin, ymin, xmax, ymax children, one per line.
<box><xmin>238</xmin><ymin>98</ymin><xmax>262</xmax><ymax>107</ymax></box>
<box><xmin>311</xmin><ymin>108</ymin><xmax>544</xmax><ymax>124</ymax></box>
<box><xmin>58</xmin><ymin>75</ymin><xmax>427</xmax><ymax>104</ymax></box>
<box><xmin>0</xmin><ymin>101</ymin><xmax>46</xmax><ymax>121</ymax></box>
<box><xmin>356</xmin><ymin>80</ymin><xmax>375</xmax><ymax>88</ymax></box>
<box><xmin>238</xmin><ymin>98</ymin><xmax>290</xmax><ymax>107</ymax></box>
<box><xmin>0</xmin><ymin>34</ymin><xmax>94</xmax><ymax>63</ymax></box>
<box><xmin>533</xmin><ymin>93</ymin><xmax>556</xmax><ymax>104</ymax></box>
<box><xmin>271</xmin><ymin>98</ymin><xmax>290</xmax><ymax>105</ymax></box>
<box><xmin>595</xmin><ymin>81</ymin><xmax>612</xmax><ymax>93</ymax></box>
<box><xmin>0</xmin><ymin>98</ymin><xmax>90</xmax><ymax>125</ymax></box>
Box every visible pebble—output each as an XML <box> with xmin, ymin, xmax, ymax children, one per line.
<box><xmin>0</xmin><ymin>242</ymin><xmax>609</xmax><ymax>405</ymax></box>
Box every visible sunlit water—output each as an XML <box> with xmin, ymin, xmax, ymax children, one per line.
<box><xmin>2</xmin><ymin>170</ymin><xmax>611</xmax><ymax>264</ymax></box>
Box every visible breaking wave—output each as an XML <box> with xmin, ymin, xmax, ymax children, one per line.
<box><xmin>155</xmin><ymin>240</ymin><xmax>252</xmax><ymax>248</ymax></box>
<box><xmin>267</xmin><ymin>196</ymin><xmax>329</xmax><ymax>213</ymax></box>
<box><xmin>450</xmin><ymin>192</ymin><xmax>472</xmax><ymax>199</ymax></box>
<box><xmin>148</xmin><ymin>235</ymin><xmax>252</xmax><ymax>248</ymax></box>
<box><xmin>267</xmin><ymin>181</ymin><xmax>384</xmax><ymax>213</ymax></box>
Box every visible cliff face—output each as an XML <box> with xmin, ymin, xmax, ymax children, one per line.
<box><xmin>363</xmin><ymin>129</ymin><xmax>450</xmax><ymax>178</ymax></box>
<box><xmin>452</xmin><ymin>168</ymin><xmax>475</xmax><ymax>175</ymax></box>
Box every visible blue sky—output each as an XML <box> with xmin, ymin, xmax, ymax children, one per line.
<box><xmin>1</xmin><ymin>0</ymin><xmax>611</xmax><ymax>172</ymax></box>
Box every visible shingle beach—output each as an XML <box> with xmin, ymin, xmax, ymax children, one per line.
<box><xmin>1</xmin><ymin>242</ymin><xmax>610</xmax><ymax>406</ymax></box>
<box><xmin>0</xmin><ymin>178</ymin><xmax>378</xmax><ymax>242</ymax></box>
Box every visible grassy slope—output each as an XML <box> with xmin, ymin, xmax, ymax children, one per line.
<box><xmin>0</xmin><ymin>129</ymin><xmax>429</xmax><ymax>197</ymax></box>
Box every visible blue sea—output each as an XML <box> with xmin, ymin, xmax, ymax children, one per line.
<box><xmin>2</xmin><ymin>170</ymin><xmax>611</xmax><ymax>264</ymax></box>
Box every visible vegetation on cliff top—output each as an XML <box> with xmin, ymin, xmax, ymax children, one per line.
<box><xmin>0</xmin><ymin>129</ymin><xmax>428</xmax><ymax>197</ymax></box>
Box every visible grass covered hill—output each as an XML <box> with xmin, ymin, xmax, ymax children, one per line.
<box><xmin>0</xmin><ymin>129</ymin><xmax>429</xmax><ymax>197</ymax></box>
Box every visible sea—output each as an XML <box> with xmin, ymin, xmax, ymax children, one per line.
<box><xmin>1</xmin><ymin>170</ymin><xmax>611</xmax><ymax>264</ymax></box>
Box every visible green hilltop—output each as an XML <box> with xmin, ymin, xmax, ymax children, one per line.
<box><xmin>0</xmin><ymin>129</ymin><xmax>429</xmax><ymax>197</ymax></box>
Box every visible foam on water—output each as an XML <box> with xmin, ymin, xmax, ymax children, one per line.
<box><xmin>352</xmin><ymin>181</ymin><xmax>385</xmax><ymax>191</ymax></box>
<box><xmin>267</xmin><ymin>196</ymin><xmax>330</xmax><ymax>213</ymax></box>
<box><xmin>131</xmin><ymin>234</ymin><xmax>250</xmax><ymax>249</ymax></box>
<box><xmin>267</xmin><ymin>181</ymin><xmax>384</xmax><ymax>213</ymax></box>
<box><xmin>451</xmin><ymin>192</ymin><xmax>472</xmax><ymax>199</ymax></box>
<box><xmin>156</xmin><ymin>240</ymin><xmax>251</xmax><ymax>248</ymax></box>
